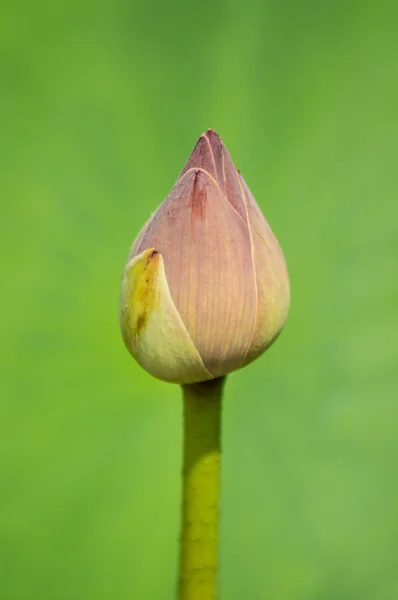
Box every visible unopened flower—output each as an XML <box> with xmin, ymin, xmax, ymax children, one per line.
<box><xmin>119</xmin><ymin>130</ymin><xmax>290</xmax><ymax>384</ymax></box>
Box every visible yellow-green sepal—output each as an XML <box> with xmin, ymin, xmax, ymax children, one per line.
<box><xmin>119</xmin><ymin>248</ymin><xmax>213</xmax><ymax>385</ymax></box>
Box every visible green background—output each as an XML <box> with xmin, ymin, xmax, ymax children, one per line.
<box><xmin>1</xmin><ymin>1</ymin><xmax>397</xmax><ymax>599</ymax></box>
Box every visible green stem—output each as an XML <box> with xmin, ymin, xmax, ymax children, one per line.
<box><xmin>178</xmin><ymin>377</ymin><xmax>225</xmax><ymax>600</ymax></box>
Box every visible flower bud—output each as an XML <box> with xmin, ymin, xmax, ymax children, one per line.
<box><xmin>119</xmin><ymin>130</ymin><xmax>290</xmax><ymax>384</ymax></box>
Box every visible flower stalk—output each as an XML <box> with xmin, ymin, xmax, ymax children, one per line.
<box><xmin>179</xmin><ymin>377</ymin><xmax>225</xmax><ymax>600</ymax></box>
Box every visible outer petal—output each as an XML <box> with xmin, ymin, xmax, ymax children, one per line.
<box><xmin>119</xmin><ymin>248</ymin><xmax>213</xmax><ymax>384</ymax></box>
<box><xmin>239</xmin><ymin>174</ymin><xmax>290</xmax><ymax>366</ymax></box>
<box><xmin>134</xmin><ymin>169</ymin><xmax>257</xmax><ymax>378</ymax></box>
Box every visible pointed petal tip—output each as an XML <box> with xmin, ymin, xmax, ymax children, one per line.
<box><xmin>194</xmin><ymin>166</ymin><xmax>210</xmax><ymax>177</ymax></box>
<box><xmin>202</xmin><ymin>128</ymin><xmax>221</xmax><ymax>138</ymax></box>
<box><xmin>147</xmin><ymin>249</ymin><xmax>159</xmax><ymax>260</ymax></box>
<box><xmin>179</xmin><ymin>130</ymin><xmax>223</xmax><ymax>181</ymax></box>
<box><xmin>201</xmin><ymin>129</ymin><xmax>224</xmax><ymax>147</ymax></box>
<box><xmin>140</xmin><ymin>247</ymin><xmax>160</xmax><ymax>267</ymax></box>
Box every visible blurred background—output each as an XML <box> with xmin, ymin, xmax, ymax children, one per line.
<box><xmin>1</xmin><ymin>1</ymin><xmax>397</xmax><ymax>599</ymax></box>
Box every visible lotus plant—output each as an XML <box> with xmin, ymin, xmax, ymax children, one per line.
<box><xmin>119</xmin><ymin>130</ymin><xmax>290</xmax><ymax>599</ymax></box>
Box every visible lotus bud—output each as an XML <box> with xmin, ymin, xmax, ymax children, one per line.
<box><xmin>119</xmin><ymin>130</ymin><xmax>290</xmax><ymax>384</ymax></box>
